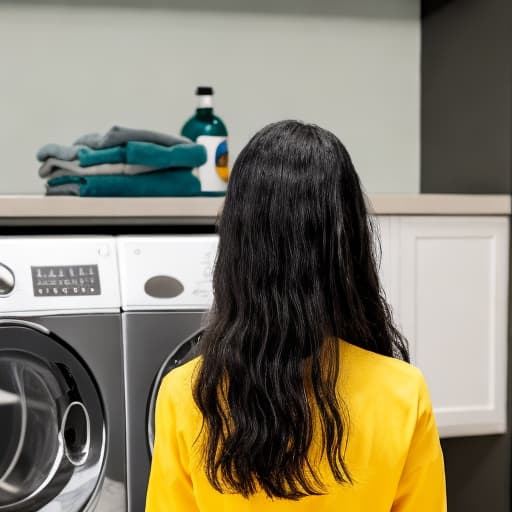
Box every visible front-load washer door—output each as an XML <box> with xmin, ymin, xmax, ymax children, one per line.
<box><xmin>146</xmin><ymin>328</ymin><xmax>203</xmax><ymax>455</ymax></box>
<box><xmin>0</xmin><ymin>320</ymin><xmax>106</xmax><ymax>512</ymax></box>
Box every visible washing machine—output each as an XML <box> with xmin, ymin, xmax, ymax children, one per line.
<box><xmin>117</xmin><ymin>235</ymin><xmax>218</xmax><ymax>512</ymax></box>
<box><xmin>0</xmin><ymin>237</ymin><xmax>126</xmax><ymax>512</ymax></box>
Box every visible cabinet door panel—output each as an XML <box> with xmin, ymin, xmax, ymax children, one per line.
<box><xmin>373</xmin><ymin>215</ymin><xmax>391</xmax><ymax>297</ymax></box>
<box><xmin>399</xmin><ymin>216</ymin><xmax>508</xmax><ymax>437</ymax></box>
<box><xmin>372</xmin><ymin>215</ymin><xmax>401</xmax><ymax>323</ymax></box>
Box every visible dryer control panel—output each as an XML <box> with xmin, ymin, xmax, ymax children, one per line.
<box><xmin>117</xmin><ymin>235</ymin><xmax>218</xmax><ymax>311</ymax></box>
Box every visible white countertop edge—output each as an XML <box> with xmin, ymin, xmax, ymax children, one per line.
<box><xmin>0</xmin><ymin>194</ymin><xmax>510</xmax><ymax>217</ymax></box>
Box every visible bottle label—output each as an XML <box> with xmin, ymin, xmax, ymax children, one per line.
<box><xmin>197</xmin><ymin>135</ymin><xmax>229</xmax><ymax>191</ymax></box>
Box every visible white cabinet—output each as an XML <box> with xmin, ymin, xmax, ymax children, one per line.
<box><xmin>374</xmin><ymin>216</ymin><xmax>401</xmax><ymax>322</ymax></box>
<box><xmin>380</xmin><ymin>216</ymin><xmax>509</xmax><ymax>438</ymax></box>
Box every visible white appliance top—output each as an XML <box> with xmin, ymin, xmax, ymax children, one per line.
<box><xmin>0</xmin><ymin>237</ymin><xmax>120</xmax><ymax>315</ymax></box>
<box><xmin>117</xmin><ymin>235</ymin><xmax>218</xmax><ymax>310</ymax></box>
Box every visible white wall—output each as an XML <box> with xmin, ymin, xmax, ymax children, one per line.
<box><xmin>0</xmin><ymin>2</ymin><xmax>419</xmax><ymax>194</ymax></box>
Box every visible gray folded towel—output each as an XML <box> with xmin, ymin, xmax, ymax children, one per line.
<box><xmin>74</xmin><ymin>125</ymin><xmax>191</xmax><ymax>149</ymax></box>
<box><xmin>39</xmin><ymin>158</ymin><xmax>157</xmax><ymax>178</ymax></box>
<box><xmin>37</xmin><ymin>143</ymin><xmax>88</xmax><ymax>162</ymax></box>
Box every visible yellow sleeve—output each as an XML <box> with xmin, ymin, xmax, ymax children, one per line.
<box><xmin>392</xmin><ymin>373</ymin><xmax>447</xmax><ymax>512</ymax></box>
<box><xmin>145</xmin><ymin>375</ymin><xmax>200</xmax><ymax>512</ymax></box>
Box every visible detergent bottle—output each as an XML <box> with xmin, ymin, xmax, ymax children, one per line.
<box><xmin>181</xmin><ymin>86</ymin><xmax>229</xmax><ymax>192</ymax></box>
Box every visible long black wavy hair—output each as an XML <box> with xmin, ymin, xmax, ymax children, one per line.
<box><xmin>193</xmin><ymin>120</ymin><xmax>409</xmax><ymax>500</ymax></box>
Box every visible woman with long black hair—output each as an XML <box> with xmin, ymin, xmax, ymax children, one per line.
<box><xmin>146</xmin><ymin>120</ymin><xmax>446</xmax><ymax>511</ymax></box>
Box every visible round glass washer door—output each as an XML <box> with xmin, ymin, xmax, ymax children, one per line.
<box><xmin>0</xmin><ymin>321</ymin><xmax>106</xmax><ymax>512</ymax></box>
<box><xmin>147</xmin><ymin>328</ymin><xmax>203</xmax><ymax>455</ymax></box>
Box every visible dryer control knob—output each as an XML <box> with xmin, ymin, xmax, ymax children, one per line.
<box><xmin>0</xmin><ymin>263</ymin><xmax>15</xmax><ymax>295</ymax></box>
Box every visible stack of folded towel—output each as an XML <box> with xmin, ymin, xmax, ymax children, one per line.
<box><xmin>37</xmin><ymin>126</ymin><xmax>214</xmax><ymax>197</ymax></box>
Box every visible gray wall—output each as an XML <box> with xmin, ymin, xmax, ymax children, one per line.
<box><xmin>422</xmin><ymin>1</ymin><xmax>511</xmax><ymax>511</ymax></box>
<box><xmin>0</xmin><ymin>1</ymin><xmax>420</xmax><ymax>194</ymax></box>
<box><xmin>0</xmin><ymin>0</ymin><xmax>419</xmax><ymax>18</ymax></box>
<box><xmin>421</xmin><ymin>0</ymin><xmax>511</xmax><ymax>193</ymax></box>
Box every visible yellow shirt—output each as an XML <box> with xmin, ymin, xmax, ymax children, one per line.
<box><xmin>146</xmin><ymin>341</ymin><xmax>446</xmax><ymax>511</ymax></box>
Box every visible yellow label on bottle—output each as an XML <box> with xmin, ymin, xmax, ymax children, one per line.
<box><xmin>197</xmin><ymin>135</ymin><xmax>229</xmax><ymax>191</ymax></box>
<box><xmin>215</xmin><ymin>139</ymin><xmax>229</xmax><ymax>182</ymax></box>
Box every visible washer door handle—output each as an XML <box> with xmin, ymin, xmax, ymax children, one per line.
<box><xmin>60</xmin><ymin>401</ymin><xmax>91</xmax><ymax>466</ymax></box>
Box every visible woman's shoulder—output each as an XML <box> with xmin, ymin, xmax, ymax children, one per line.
<box><xmin>158</xmin><ymin>356</ymin><xmax>201</xmax><ymax>402</ymax></box>
<box><xmin>341</xmin><ymin>340</ymin><xmax>428</xmax><ymax>403</ymax></box>
<box><xmin>158</xmin><ymin>343</ymin><xmax>429</xmax><ymax>415</ymax></box>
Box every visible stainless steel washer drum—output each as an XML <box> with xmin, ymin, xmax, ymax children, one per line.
<box><xmin>0</xmin><ymin>322</ymin><xmax>106</xmax><ymax>512</ymax></box>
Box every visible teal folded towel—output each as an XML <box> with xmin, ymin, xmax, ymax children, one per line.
<box><xmin>77</xmin><ymin>146</ymin><xmax>125</xmax><ymax>165</ymax></box>
<box><xmin>77</xmin><ymin>141</ymin><xmax>207</xmax><ymax>168</ymax></box>
<box><xmin>46</xmin><ymin>169</ymin><xmax>202</xmax><ymax>197</ymax></box>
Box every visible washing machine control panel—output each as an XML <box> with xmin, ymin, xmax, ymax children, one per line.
<box><xmin>31</xmin><ymin>265</ymin><xmax>101</xmax><ymax>297</ymax></box>
<box><xmin>0</xmin><ymin>237</ymin><xmax>120</xmax><ymax>313</ymax></box>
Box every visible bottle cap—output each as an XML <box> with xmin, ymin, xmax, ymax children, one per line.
<box><xmin>196</xmin><ymin>86</ymin><xmax>214</xmax><ymax>96</ymax></box>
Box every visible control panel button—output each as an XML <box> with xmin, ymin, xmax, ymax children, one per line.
<box><xmin>98</xmin><ymin>246</ymin><xmax>110</xmax><ymax>257</ymax></box>
<box><xmin>0</xmin><ymin>263</ymin><xmax>15</xmax><ymax>296</ymax></box>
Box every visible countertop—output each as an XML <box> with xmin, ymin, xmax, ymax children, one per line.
<box><xmin>0</xmin><ymin>194</ymin><xmax>509</xmax><ymax>226</ymax></box>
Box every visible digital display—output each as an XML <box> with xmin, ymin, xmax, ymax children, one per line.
<box><xmin>31</xmin><ymin>265</ymin><xmax>101</xmax><ymax>297</ymax></box>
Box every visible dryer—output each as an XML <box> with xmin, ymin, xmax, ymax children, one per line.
<box><xmin>117</xmin><ymin>235</ymin><xmax>218</xmax><ymax>512</ymax></box>
<box><xmin>0</xmin><ymin>237</ymin><xmax>126</xmax><ymax>512</ymax></box>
